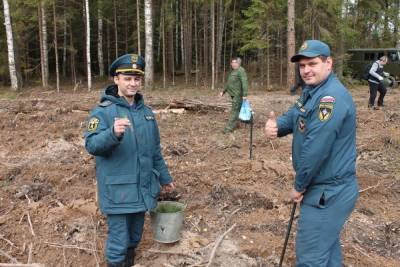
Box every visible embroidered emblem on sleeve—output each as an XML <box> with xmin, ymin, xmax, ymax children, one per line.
<box><xmin>319</xmin><ymin>96</ymin><xmax>335</xmax><ymax>122</ymax></box>
<box><xmin>87</xmin><ymin>117</ymin><xmax>100</xmax><ymax>132</ymax></box>
<box><xmin>298</xmin><ymin>117</ymin><xmax>306</xmax><ymax>133</ymax></box>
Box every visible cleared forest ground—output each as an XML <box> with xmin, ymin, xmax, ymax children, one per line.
<box><xmin>0</xmin><ymin>84</ymin><xmax>399</xmax><ymax>266</ymax></box>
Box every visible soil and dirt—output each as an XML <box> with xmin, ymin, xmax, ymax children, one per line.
<box><xmin>0</xmin><ymin>83</ymin><xmax>399</xmax><ymax>267</ymax></box>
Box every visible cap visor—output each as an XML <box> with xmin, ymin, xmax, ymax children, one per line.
<box><xmin>290</xmin><ymin>52</ymin><xmax>321</xmax><ymax>62</ymax></box>
<box><xmin>115</xmin><ymin>69</ymin><xmax>145</xmax><ymax>76</ymax></box>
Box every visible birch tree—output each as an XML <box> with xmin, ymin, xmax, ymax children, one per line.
<box><xmin>144</xmin><ymin>0</ymin><xmax>153</xmax><ymax>88</ymax></box>
<box><xmin>85</xmin><ymin>0</ymin><xmax>92</xmax><ymax>90</ymax></box>
<box><xmin>53</xmin><ymin>1</ymin><xmax>60</xmax><ymax>92</ymax></box>
<box><xmin>39</xmin><ymin>1</ymin><xmax>49</xmax><ymax>89</ymax></box>
<box><xmin>3</xmin><ymin>0</ymin><xmax>19</xmax><ymax>90</ymax></box>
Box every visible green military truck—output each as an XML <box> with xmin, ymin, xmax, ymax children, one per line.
<box><xmin>347</xmin><ymin>48</ymin><xmax>399</xmax><ymax>88</ymax></box>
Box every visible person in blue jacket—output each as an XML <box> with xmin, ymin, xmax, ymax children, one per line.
<box><xmin>265</xmin><ymin>40</ymin><xmax>359</xmax><ymax>266</ymax></box>
<box><xmin>84</xmin><ymin>53</ymin><xmax>175</xmax><ymax>267</ymax></box>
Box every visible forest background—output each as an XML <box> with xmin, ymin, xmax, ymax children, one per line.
<box><xmin>2</xmin><ymin>0</ymin><xmax>400</xmax><ymax>92</ymax></box>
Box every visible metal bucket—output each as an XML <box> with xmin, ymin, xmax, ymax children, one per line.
<box><xmin>150</xmin><ymin>201</ymin><xmax>186</xmax><ymax>243</ymax></box>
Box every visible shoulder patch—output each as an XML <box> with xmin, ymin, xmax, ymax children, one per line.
<box><xmin>319</xmin><ymin>96</ymin><xmax>335</xmax><ymax>122</ymax></box>
<box><xmin>87</xmin><ymin>117</ymin><xmax>100</xmax><ymax>132</ymax></box>
<box><xmin>145</xmin><ymin>115</ymin><xmax>155</xmax><ymax>120</ymax></box>
<box><xmin>320</xmin><ymin>96</ymin><xmax>335</xmax><ymax>103</ymax></box>
<box><xmin>319</xmin><ymin>103</ymin><xmax>334</xmax><ymax>122</ymax></box>
<box><xmin>98</xmin><ymin>100</ymin><xmax>113</xmax><ymax>107</ymax></box>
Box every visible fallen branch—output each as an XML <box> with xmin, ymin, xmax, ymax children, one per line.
<box><xmin>0</xmin><ymin>249</ymin><xmax>19</xmax><ymax>264</ymax></box>
<box><xmin>167</xmin><ymin>99</ymin><xmax>228</xmax><ymax>112</ymax></box>
<box><xmin>147</xmin><ymin>249</ymin><xmax>199</xmax><ymax>259</ymax></box>
<box><xmin>26</xmin><ymin>212</ymin><xmax>35</xmax><ymax>237</ymax></box>
<box><xmin>224</xmin><ymin>208</ymin><xmax>241</xmax><ymax>226</ymax></box>
<box><xmin>90</xmin><ymin>216</ymin><xmax>100</xmax><ymax>267</ymax></box>
<box><xmin>206</xmin><ymin>223</ymin><xmax>237</xmax><ymax>267</ymax></box>
<box><xmin>0</xmin><ymin>235</ymin><xmax>17</xmax><ymax>248</ymax></box>
<box><xmin>27</xmin><ymin>243</ymin><xmax>33</xmax><ymax>264</ymax></box>
<box><xmin>0</xmin><ymin>264</ymin><xmax>44</xmax><ymax>267</ymax></box>
<box><xmin>269</xmin><ymin>140</ymin><xmax>275</xmax><ymax>151</ymax></box>
<box><xmin>43</xmin><ymin>242</ymin><xmax>99</xmax><ymax>253</ymax></box>
<box><xmin>351</xmin><ymin>244</ymin><xmax>371</xmax><ymax>258</ymax></box>
<box><xmin>359</xmin><ymin>181</ymin><xmax>382</xmax><ymax>193</ymax></box>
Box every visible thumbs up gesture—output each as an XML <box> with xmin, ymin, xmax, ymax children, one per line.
<box><xmin>265</xmin><ymin>111</ymin><xmax>278</xmax><ymax>140</ymax></box>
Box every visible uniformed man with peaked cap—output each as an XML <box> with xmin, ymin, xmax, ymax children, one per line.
<box><xmin>84</xmin><ymin>53</ymin><xmax>175</xmax><ymax>267</ymax></box>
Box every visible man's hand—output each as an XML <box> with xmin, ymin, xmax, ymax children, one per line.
<box><xmin>113</xmin><ymin>118</ymin><xmax>131</xmax><ymax>138</ymax></box>
<box><xmin>162</xmin><ymin>182</ymin><xmax>175</xmax><ymax>193</ymax></box>
<box><xmin>219</xmin><ymin>91</ymin><xmax>224</xmax><ymax>97</ymax></box>
<box><xmin>289</xmin><ymin>188</ymin><xmax>304</xmax><ymax>203</ymax></box>
<box><xmin>265</xmin><ymin>111</ymin><xmax>278</xmax><ymax>140</ymax></box>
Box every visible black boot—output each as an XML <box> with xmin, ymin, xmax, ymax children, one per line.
<box><xmin>125</xmin><ymin>247</ymin><xmax>135</xmax><ymax>267</ymax></box>
<box><xmin>107</xmin><ymin>261</ymin><xmax>125</xmax><ymax>267</ymax></box>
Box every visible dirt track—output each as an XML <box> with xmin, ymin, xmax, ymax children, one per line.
<box><xmin>0</xmin><ymin>84</ymin><xmax>399</xmax><ymax>266</ymax></box>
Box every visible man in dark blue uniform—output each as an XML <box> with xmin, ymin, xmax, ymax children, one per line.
<box><xmin>85</xmin><ymin>54</ymin><xmax>175</xmax><ymax>267</ymax></box>
<box><xmin>265</xmin><ymin>40</ymin><xmax>359</xmax><ymax>266</ymax></box>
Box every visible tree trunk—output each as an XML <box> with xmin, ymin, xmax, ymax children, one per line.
<box><xmin>202</xmin><ymin>1</ymin><xmax>209</xmax><ymax>82</ymax></box>
<box><xmin>113</xmin><ymin>0</ymin><xmax>118</xmax><ymax>58</ymax></box>
<box><xmin>53</xmin><ymin>1</ymin><xmax>60</xmax><ymax>92</ymax></box>
<box><xmin>62</xmin><ymin>0</ymin><xmax>67</xmax><ymax>78</ymax></box>
<box><xmin>287</xmin><ymin>0</ymin><xmax>296</xmax><ymax>90</ymax></box>
<box><xmin>175</xmin><ymin>2</ymin><xmax>179</xmax><ymax>68</ymax></box>
<box><xmin>230</xmin><ymin>0</ymin><xmax>236</xmax><ymax>60</ymax></box>
<box><xmin>216</xmin><ymin>0</ymin><xmax>224</xmax><ymax>84</ymax></box>
<box><xmin>157</xmin><ymin>10</ymin><xmax>162</xmax><ymax>63</ymax></box>
<box><xmin>194</xmin><ymin>4</ymin><xmax>198</xmax><ymax>86</ymax></box>
<box><xmin>180</xmin><ymin>2</ymin><xmax>185</xmax><ymax>79</ymax></box>
<box><xmin>182</xmin><ymin>0</ymin><xmax>189</xmax><ymax>84</ymax></box>
<box><xmin>396</xmin><ymin>0</ymin><xmax>400</xmax><ymax>48</ymax></box>
<box><xmin>162</xmin><ymin>2</ymin><xmax>166</xmax><ymax>89</ymax></box>
<box><xmin>124</xmin><ymin>0</ymin><xmax>128</xmax><ymax>53</ymax></box>
<box><xmin>39</xmin><ymin>1</ymin><xmax>49</xmax><ymax>89</ymax></box>
<box><xmin>337</xmin><ymin>0</ymin><xmax>346</xmax><ymax>79</ymax></box>
<box><xmin>3</xmin><ymin>0</ymin><xmax>19</xmax><ymax>90</ymax></box>
<box><xmin>107</xmin><ymin>21</ymin><xmax>111</xmax><ymax>69</ymax></box>
<box><xmin>266</xmin><ymin>27</ymin><xmax>270</xmax><ymax>90</ymax></box>
<box><xmin>211</xmin><ymin>0</ymin><xmax>215</xmax><ymax>90</ymax></box>
<box><xmin>98</xmin><ymin>3</ymin><xmax>104</xmax><ymax>77</ymax></box>
<box><xmin>144</xmin><ymin>0</ymin><xmax>154</xmax><ymax>88</ymax></box>
<box><xmin>85</xmin><ymin>0</ymin><xmax>92</xmax><ymax>91</ymax></box>
<box><xmin>69</xmin><ymin>25</ymin><xmax>76</xmax><ymax>85</ymax></box>
<box><xmin>167</xmin><ymin>1</ymin><xmax>175</xmax><ymax>85</ymax></box>
<box><xmin>223</xmin><ymin>16</ymin><xmax>227</xmax><ymax>83</ymax></box>
<box><xmin>136</xmin><ymin>0</ymin><xmax>141</xmax><ymax>55</ymax></box>
<box><xmin>278</xmin><ymin>28</ymin><xmax>283</xmax><ymax>86</ymax></box>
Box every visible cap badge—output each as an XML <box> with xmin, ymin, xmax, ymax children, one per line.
<box><xmin>299</xmin><ymin>42</ymin><xmax>308</xmax><ymax>51</ymax></box>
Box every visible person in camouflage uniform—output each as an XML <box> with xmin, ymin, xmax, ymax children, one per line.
<box><xmin>219</xmin><ymin>57</ymin><xmax>249</xmax><ymax>133</ymax></box>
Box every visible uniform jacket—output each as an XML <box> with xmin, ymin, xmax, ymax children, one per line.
<box><xmin>224</xmin><ymin>66</ymin><xmax>248</xmax><ymax>97</ymax></box>
<box><xmin>277</xmin><ymin>73</ymin><xmax>357</xmax><ymax>206</ymax></box>
<box><xmin>84</xmin><ymin>85</ymin><xmax>172</xmax><ymax>214</ymax></box>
